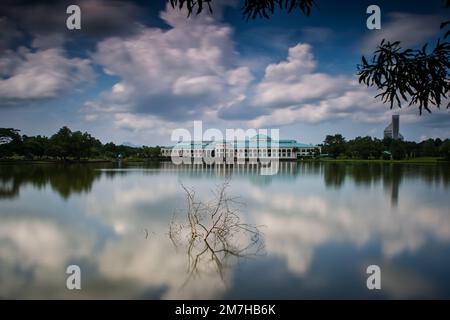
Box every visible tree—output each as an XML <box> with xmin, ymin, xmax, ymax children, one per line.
<box><xmin>439</xmin><ymin>139</ymin><xmax>450</xmax><ymax>160</ymax></box>
<box><xmin>323</xmin><ymin>134</ymin><xmax>347</xmax><ymax>158</ymax></box>
<box><xmin>390</xmin><ymin>139</ymin><xmax>406</xmax><ymax>160</ymax></box>
<box><xmin>68</xmin><ymin>131</ymin><xmax>102</xmax><ymax>160</ymax></box>
<box><xmin>49</xmin><ymin>127</ymin><xmax>73</xmax><ymax>160</ymax></box>
<box><xmin>0</xmin><ymin>128</ymin><xmax>22</xmax><ymax>158</ymax></box>
<box><xmin>347</xmin><ymin>136</ymin><xmax>383</xmax><ymax>160</ymax></box>
<box><xmin>0</xmin><ymin>128</ymin><xmax>21</xmax><ymax>144</ymax></box>
<box><xmin>420</xmin><ymin>139</ymin><xmax>439</xmax><ymax>157</ymax></box>
<box><xmin>142</xmin><ymin>146</ymin><xmax>161</xmax><ymax>158</ymax></box>
<box><xmin>403</xmin><ymin>140</ymin><xmax>419</xmax><ymax>159</ymax></box>
<box><xmin>22</xmin><ymin>135</ymin><xmax>49</xmax><ymax>159</ymax></box>
<box><xmin>102</xmin><ymin>142</ymin><xmax>118</xmax><ymax>158</ymax></box>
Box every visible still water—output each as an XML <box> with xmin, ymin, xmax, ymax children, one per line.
<box><xmin>0</xmin><ymin>161</ymin><xmax>449</xmax><ymax>299</ymax></box>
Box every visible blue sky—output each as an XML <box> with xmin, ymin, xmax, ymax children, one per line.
<box><xmin>0</xmin><ymin>0</ymin><xmax>449</xmax><ymax>146</ymax></box>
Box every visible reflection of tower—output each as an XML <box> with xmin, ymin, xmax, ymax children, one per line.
<box><xmin>383</xmin><ymin>164</ymin><xmax>402</xmax><ymax>207</ymax></box>
<box><xmin>384</xmin><ymin>115</ymin><xmax>404</xmax><ymax>140</ymax></box>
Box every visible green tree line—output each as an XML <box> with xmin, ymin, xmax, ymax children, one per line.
<box><xmin>321</xmin><ymin>134</ymin><xmax>450</xmax><ymax>160</ymax></box>
<box><xmin>0</xmin><ymin>127</ymin><xmax>161</xmax><ymax>161</ymax></box>
<box><xmin>2</xmin><ymin>127</ymin><xmax>449</xmax><ymax>162</ymax></box>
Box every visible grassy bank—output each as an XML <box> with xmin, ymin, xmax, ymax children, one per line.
<box><xmin>0</xmin><ymin>157</ymin><xmax>165</xmax><ymax>164</ymax></box>
<box><xmin>1</xmin><ymin>156</ymin><xmax>448</xmax><ymax>165</ymax></box>
<box><xmin>312</xmin><ymin>157</ymin><xmax>449</xmax><ymax>164</ymax></box>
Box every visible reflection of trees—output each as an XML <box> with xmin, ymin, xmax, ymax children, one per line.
<box><xmin>0</xmin><ymin>164</ymin><xmax>103</xmax><ymax>199</ymax></box>
<box><xmin>323</xmin><ymin>163</ymin><xmax>346</xmax><ymax>188</ymax></box>
<box><xmin>169</xmin><ymin>181</ymin><xmax>264</xmax><ymax>284</ymax></box>
<box><xmin>322</xmin><ymin>163</ymin><xmax>450</xmax><ymax>207</ymax></box>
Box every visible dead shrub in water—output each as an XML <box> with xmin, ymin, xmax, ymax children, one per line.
<box><xmin>169</xmin><ymin>180</ymin><xmax>264</xmax><ymax>283</ymax></box>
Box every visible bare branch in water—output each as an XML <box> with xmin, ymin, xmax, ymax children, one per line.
<box><xmin>169</xmin><ymin>180</ymin><xmax>265</xmax><ymax>284</ymax></box>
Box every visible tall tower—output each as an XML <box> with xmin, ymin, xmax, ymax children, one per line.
<box><xmin>392</xmin><ymin>114</ymin><xmax>399</xmax><ymax>139</ymax></box>
<box><xmin>384</xmin><ymin>115</ymin><xmax>403</xmax><ymax>140</ymax></box>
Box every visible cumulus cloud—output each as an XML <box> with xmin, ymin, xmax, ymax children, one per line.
<box><xmin>86</xmin><ymin>23</ymin><xmax>398</xmax><ymax>131</ymax></box>
<box><xmin>0</xmin><ymin>0</ymin><xmax>142</xmax><ymax>108</ymax></box>
<box><xmin>252</xmin><ymin>44</ymin><xmax>346</xmax><ymax>108</ymax></box>
<box><xmin>0</xmin><ymin>47</ymin><xmax>94</xmax><ymax>105</ymax></box>
<box><xmin>69</xmin><ymin>3</ymin><xmax>445</xmax><ymax>133</ymax></box>
<box><xmin>83</xmin><ymin>3</ymin><xmax>252</xmax><ymax>127</ymax></box>
<box><xmin>238</xmin><ymin>43</ymin><xmax>400</xmax><ymax>127</ymax></box>
<box><xmin>77</xmin><ymin>5</ymin><xmax>447</xmax><ymax>134</ymax></box>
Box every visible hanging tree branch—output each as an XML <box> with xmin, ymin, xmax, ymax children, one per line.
<box><xmin>168</xmin><ymin>0</ymin><xmax>317</xmax><ymax>19</ymax></box>
<box><xmin>357</xmin><ymin>1</ymin><xmax>450</xmax><ymax>114</ymax></box>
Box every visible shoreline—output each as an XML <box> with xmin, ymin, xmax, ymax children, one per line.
<box><xmin>0</xmin><ymin>157</ymin><xmax>448</xmax><ymax>165</ymax></box>
<box><xmin>312</xmin><ymin>157</ymin><xmax>449</xmax><ymax>165</ymax></box>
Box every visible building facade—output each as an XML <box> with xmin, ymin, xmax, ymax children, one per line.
<box><xmin>384</xmin><ymin>115</ymin><xmax>404</xmax><ymax>140</ymax></box>
<box><xmin>160</xmin><ymin>135</ymin><xmax>320</xmax><ymax>161</ymax></box>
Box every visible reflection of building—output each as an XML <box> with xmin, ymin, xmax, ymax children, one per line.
<box><xmin>160</xmin><ymin>135</ymin><xmax>320</xmax><ymax>160</ymax></box>
<box><xmin>160</xmin><ymin>160</ymin><xmax>300</xmax><ymax>177</ymax></box>
<box><xmin>384</xmin><ymin>115</ymin><xmax>403</xmax><ymax>140</ymax></box>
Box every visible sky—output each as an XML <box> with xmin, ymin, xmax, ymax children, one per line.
<box><xmin>0</xmin><ymin>0</ymin><xmax>449</xmax><ymax>146</ymax></box>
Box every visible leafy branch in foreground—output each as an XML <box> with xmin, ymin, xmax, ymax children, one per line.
<box><xmin>168</xmin><ymin>0</ymin><xmax>213</xmax><ymax>16</ymax></box>
<box><xmin>358</xmin><ymin>7</ymin><xmax>450</xmax><ymax>114</ymax></box>
<box><xmin>358</xmin><ymin>40</ymin><xmax>450</xmax><ymax>114</ymax></box>
<box><xmin>168</xmin><ymin>0</ymin><xmax>317</xmax><ymax>19</ymax></box>
<box><xmin>241</xmin><ymin>0</ymin><xmax>316</xmax><ymax>20</ymax></box>
<box><xmin>169</xmin><ymin>181</ymin><xmax>264</xmax><ymax>284</ymax></box>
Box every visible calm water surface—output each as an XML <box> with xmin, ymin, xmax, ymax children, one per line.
<box><xmin>1</xmin><ymin>161</ymin><xmax>449</xmax><ymax>299</ymax></box>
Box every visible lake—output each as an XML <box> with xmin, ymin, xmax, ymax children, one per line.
<box><xmin>0</xmin><ymin>161</ymin><xmax>449</xmax><ymax>299</ymax></box>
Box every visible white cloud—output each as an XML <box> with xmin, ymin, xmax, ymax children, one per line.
<box><xmin>246</xmin><ymin>186</ymin><xmax>450</xmax><ymax>277</ymax></box>
<box><xmin>245</xmin><ymin>44</ymin><xmax>397</xmax><ymax>127</ymax></box>
<box><xmin>0</xmin><ymin>218</ymin><xmax>96</xmax><ymax>298</ymax></box>
<box><xmin>82</xmin><ymin>7</ymin><xmax>445</xmax><ymax>135</ymax></box>
<box><xmin>0</xmin><ymin>47</ymin><xmax>94</xmax><ymax>105</ymax></box>
<box><xmin>86</xmin><ymin>26</ymin><xmax>399</xmax><ymax>132</ymax></box>
<box><xmin>113</xmin><ymin>113</ymin><xmax>186</xmax><ymax>137</ymax></box>
<box><xmin>263</xmin><ymin>44</ymin><xmax>316</xmax><ymax>81</ymax></box>
<box><xmin>84</xmin><ymin>3</ymin><xmax>251</xmax><ymax>128</ymax></box>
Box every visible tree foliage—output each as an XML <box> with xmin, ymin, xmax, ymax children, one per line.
<box><xmin>322</xmin><ymin>133</ymin><xmax>449</xmax><ymax>160</ymax></box>
<box><xmin>241</xmin><ymin>0</ymin><xmax>316</xmax><ymax>19</ymax></box>
<box><xmin>358</xmin><ymin>1</ymin><xmax>450</xmax><ymax>114</ymax></box>
<box><xmin>168</xmin><ymin>0</ymin><xmax>317</xmax><ymax>19</ymax></box>
<box><xmin>440</xmin><ymin>139</ymin><xmax>450</xmax><ymax>160</ymax></box>
<box><xmin>0</xmin><ymin>126</ymin><xmax>161</xmax><ymax>161</ymax></box>
<box><xmin>358</xmin><ymin>38</ymin><xmax>450</xmax><ymax>114</ymax></box>
<box><xmin>347</xmin><ymin>136</ymin><xmax>383</xmax><ymax>160</ymax></box>
<box><xmin>168</xmin><ymin>0</ymin><xmax>213</xmax><ymax>16</ymax></box>
<box><xmin>322</xmin><ymin>134</ymin><xmax>347</xmax><ymax>158</ymax></box>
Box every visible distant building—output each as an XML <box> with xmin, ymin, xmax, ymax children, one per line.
<box><xmin>160</xmin><ymin>134</ymin><xmax>320</xmax><ymax>161</ymax></box>
<box><xmin>384</xmin><ymin>115</ymin><xmax>403</xmax><ymax>140</ymax></box>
